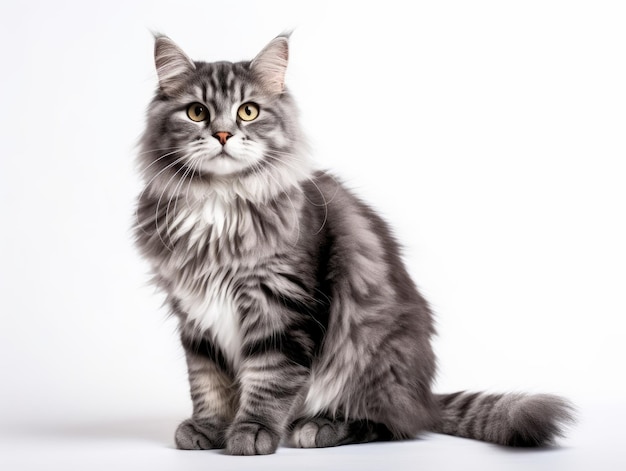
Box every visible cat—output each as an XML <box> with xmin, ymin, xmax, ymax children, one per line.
<box><xmin>134</xmin><ymin>33</ymin><xmax>574</xmax><ymax>455</ymax></box>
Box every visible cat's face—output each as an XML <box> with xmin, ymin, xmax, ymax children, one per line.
<box><xmin>139</xmin><ymin>35</ymin><xmax>308</xmax><ymax>200</ymax></box>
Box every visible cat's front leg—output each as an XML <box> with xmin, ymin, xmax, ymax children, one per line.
<box><xmin>226</xmin><ymin>354</ymin><xmax>309</xmax><ymax>455</ymax></box>
<box><xmin>175</xmin><ymin>346</ymin><xmax>236</xmax><ymax>450</ymax></box>
<box><xmin>225</xmin><ymin>290</ymin><xmax>314</xmax><ymax>455</ymax></box>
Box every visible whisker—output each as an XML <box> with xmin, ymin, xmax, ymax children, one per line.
<box><xmin>251</xmin><ymin>159</ymin><xmax>302</xmax><ymax>244</ymax></box>
<box><xmin>137</xmin><ymin>147</ymin><xmax>188</xmax><ymax>174</ymax></box>
<box><xmin>166</xmin><ymin>160</ymin><xmax>195</xmax><ymax>237</ymax></box>
<box><xmin>263</xmin><ymin>151</ymin><xmax>338</xmax><ymax>207</ymax></box>
<box><xmin>135</xmin><ymin>154</ymin><xmax>191</xmax><ymax>236</ymax></box>
<box><xmin>263</xmin><ymin>153</ymin><xmax>332</xmax><ymax>234</ymax></box>
<box><xmin>262</xmin><ymin>147</ymin><xmax>341</xmax><ymax>191</ymax></box>
<box><xmin>138</xmin><ymin>141</ymin><xmax>207</xmax><ymax>173</ymax></box>
<box><xmin>136</xmin><ymin>145</ymin><xmax>187</xmax><ymax>156</ymax></box>
<box><xmin>185</xmin><ymin>157</ymin><xmax>202</xmax><ymax>210</ymax></box>
<box><xmin>154</xmin><ymin>159</ymin><xmax>191</xmax><ymax>250</ymax></box>
<box><xmin>134</xmin><ymin>142</ymin><xmax>207</xmax><ymax>229</ymax></box>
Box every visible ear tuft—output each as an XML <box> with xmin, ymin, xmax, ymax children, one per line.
<box><xmin>250</xmin><ymin>36</ymin><xmax>289</xmax><ymax>95</ymax></box>
<box><xmin>154</xmin><ymin>35</ymin><xmax>196</xmax><ymax>95</ymax></box>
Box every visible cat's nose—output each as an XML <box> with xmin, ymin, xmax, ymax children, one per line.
<box><xmin>213</xmin><ymin>132</ymin><xmax>232</xmax><ymax>146</ymax></box>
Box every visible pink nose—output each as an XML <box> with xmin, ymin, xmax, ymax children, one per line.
<box><xmin>213</xmin><ymin>132</ymin><xmax>232</xmax><ymax>146</ymax></box>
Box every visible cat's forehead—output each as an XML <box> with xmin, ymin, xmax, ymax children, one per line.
<box><xmin>194</xmin><ymin>61</ymin><xmax>248</xmax><ymax>89</ymax></box>
<box><xmin>181</xmin><ymin>60</ymin><xmax>266</xmax><ymax>107</ymax></box>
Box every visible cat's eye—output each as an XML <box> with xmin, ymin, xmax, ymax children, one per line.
<box><xmin>237</xmin><ymin>102</ymin><xmax>260</xmax><ymax>122</ymax></box>
<box><xmin>187</xmin><ymin>103</ymin><xmax>209</xmax><ymax>122</ymax></box>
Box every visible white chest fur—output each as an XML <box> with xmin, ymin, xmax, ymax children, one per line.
<box><xmin>167</xmin><ymin>196</ymin><xmax>244</xmax><ymax>369</ymax></box>
<box><xmin>171</xmin><ymin>195</ymin><xmax>228</xmax><ymax>248</ymax></box>
<box><xmin>179</xmin><ymin>285</ymin><xmax>242</xmax><ymax>369</ymax></box>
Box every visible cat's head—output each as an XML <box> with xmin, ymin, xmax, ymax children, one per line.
<box><xmin>139</xmin><ymin>34</ymin><xmax>310</xmax><ymax>202</ymax></box>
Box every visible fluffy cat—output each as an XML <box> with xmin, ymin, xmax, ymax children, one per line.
<box><xmin>135</xmin><ymin>34</ymin><xmax>574</xmax><ymax>455</ymax></box>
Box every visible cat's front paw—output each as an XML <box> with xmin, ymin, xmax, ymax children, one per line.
<box><xmin>226</xmin><ymin>421</ymin><xmax>279</xmax><ymax>455</ymax></box>
<box><xmin>175</xmin><ymin>418</ymin><xmax>226</xmax><ymax>450</ymax></box>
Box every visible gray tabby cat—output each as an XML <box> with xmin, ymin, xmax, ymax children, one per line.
<box><xmin>135</xmin><ymin>34</ymin><xmax>574</xmax><ymax>455</ymax></box>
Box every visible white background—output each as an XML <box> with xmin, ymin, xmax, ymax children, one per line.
<box><xmin>1</xmin><ymin>1</ymin><xmax>625</xmax><ymax>469</ymax></box>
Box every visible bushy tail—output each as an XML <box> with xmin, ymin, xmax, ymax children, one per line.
<box><xmin>430</xmin><ymin>391</ymin><xmax>575</xmax><ymax>447</ymax></box>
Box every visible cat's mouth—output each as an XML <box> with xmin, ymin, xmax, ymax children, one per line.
<box><xmin>216</xmin><ymin>151</ymin><xmax>235</xmax><ymax>160</ymax></box>
<box><xmin>202</xmin><ymin>149</ymin><xmax>235</xmax><ymax>161</ymax></box>
<box><xmin>194</xmin><ymin>150</ymin><xmax>247</xmax><ymax>176</ymax></box>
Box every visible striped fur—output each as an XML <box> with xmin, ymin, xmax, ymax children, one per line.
<box><xmin>433</xmin><ymin>392</ymin><xmax>575</xmax><ymax>447</ymax></box>
<box><xmin>135</xmin><ymin>35</ymin><xmax>574</xmax><ymax>455</ymax></box>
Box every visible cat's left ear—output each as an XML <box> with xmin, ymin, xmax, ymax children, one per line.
<box><xmin>154</xmin><ymin>35</ymin><xmax>196</xmax><ymax>95</ymax></box>
<box><xmin>251</xmin><ymin>34</ymin><xmax>289</xmax><ymax>95</ymax></box>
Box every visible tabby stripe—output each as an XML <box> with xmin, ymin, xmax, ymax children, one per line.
<box><xmin>180</xmin><ymin>335</ymin><xmax>230</xmax><ymax>373</ymax></box>
<box><xmin>470</xmin><ymin>394</ymin><xmax>499</xmax><ymax>440</ymax></box>
<box><xmin>456</xmin><ymin>392</ymin><xmax>481</xmax><ymax>419</ymax></box>
<box><xmin>217</xmin><ymin>67</ymin><xmax>227</xmax><ymax>95</ymax></box>
<box><xmin>440</xmin><ymin>391</ymin><xmax>464</xmax><ymax>407</ymax></box>
<box><xmin>201</xmin><ymin>82</ymin><xmax>208</xmax><ymax>105</ymax></box>
<box><xmin>209</xmin><ymin>70</ymin><xmax>219</xmax><ymax>95</ymax></box>
<box><xmin>251</xmin><ymin>383</ymin><xmax>299</xmax><ymax>400</ymax></box>
<box><xmin>259</xmin><ymin>282</ymin><xmax>312</xmax><ymax>314</ymax></box>
<box><xmin>227</xmin><ymin>74</ymin><xmax>236</xmax><ymax>96</ymax></box>
<box><xmin>243</xmin><ymin>331</ymin><xmax>312</xmax><ymax>368</ymax></box>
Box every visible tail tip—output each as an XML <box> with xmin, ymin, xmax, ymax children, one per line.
<box><xmin>505</xmin><ymin>394</ymin><xmax>576</xmax><ymax>447</ymax></box>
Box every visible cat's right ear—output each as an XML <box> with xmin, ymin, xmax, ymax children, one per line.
<box><xmin>154</xmin><ymin>35</ymin><xmax>196</xmax><ymax>96</ymax></box>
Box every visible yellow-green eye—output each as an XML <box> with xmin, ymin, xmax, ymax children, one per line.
<box><xmin>187</xmin><ymin>102</ymin><xmax>209</xmax><ymax>122</ymax></box>
<box><xmin>237</xmin><ymin>102</ymin><xmax>260</xmax><ymax>121</ymax></box>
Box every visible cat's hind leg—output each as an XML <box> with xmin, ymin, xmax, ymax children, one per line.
<box><xmin>289</xmin><ymin>416</ymin><xmax>392</xmax><ymax>448</ymax></box>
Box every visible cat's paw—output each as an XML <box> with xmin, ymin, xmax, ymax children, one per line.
<box><xmin>226</xmin><ymin>421</ymin><xmax>279</xmax><ymax>455</ymax></box>
<box><xmin>174</xmin><ymin>418</ymin><xmax>226</xmax><ymax>450</ymax></box>
<box><xmin>289</xmin><ymin>417</ymin><xmax>346</xmax><ymax>448</ymax></box>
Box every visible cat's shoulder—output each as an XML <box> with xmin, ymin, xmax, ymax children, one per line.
<box><xmin>301</xmin><ymin>170</ymin><xmax>349</xmax><ymax>206</ymax></box>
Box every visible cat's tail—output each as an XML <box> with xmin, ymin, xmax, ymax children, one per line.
<box><xmin>429</xmin><ymin>391</ymin><xmax>575</xmax><ymax>447</ymax></box>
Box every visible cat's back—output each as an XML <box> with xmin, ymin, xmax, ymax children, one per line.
<box><xmin>301</xmin><ymin>170</ymin><xmax>419</xmax><ymax>304</ymax></box>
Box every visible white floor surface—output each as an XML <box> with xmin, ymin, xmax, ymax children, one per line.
<box><xmin>1</xmin><ymin>401</ymin><xmax>622</xmax><ymax>471</ymax></box>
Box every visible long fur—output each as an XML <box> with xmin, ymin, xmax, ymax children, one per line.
<box><xmin>135</xmin><ymin>35</ymin><xmax>574</xmax><ymax>455</ymax></box>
